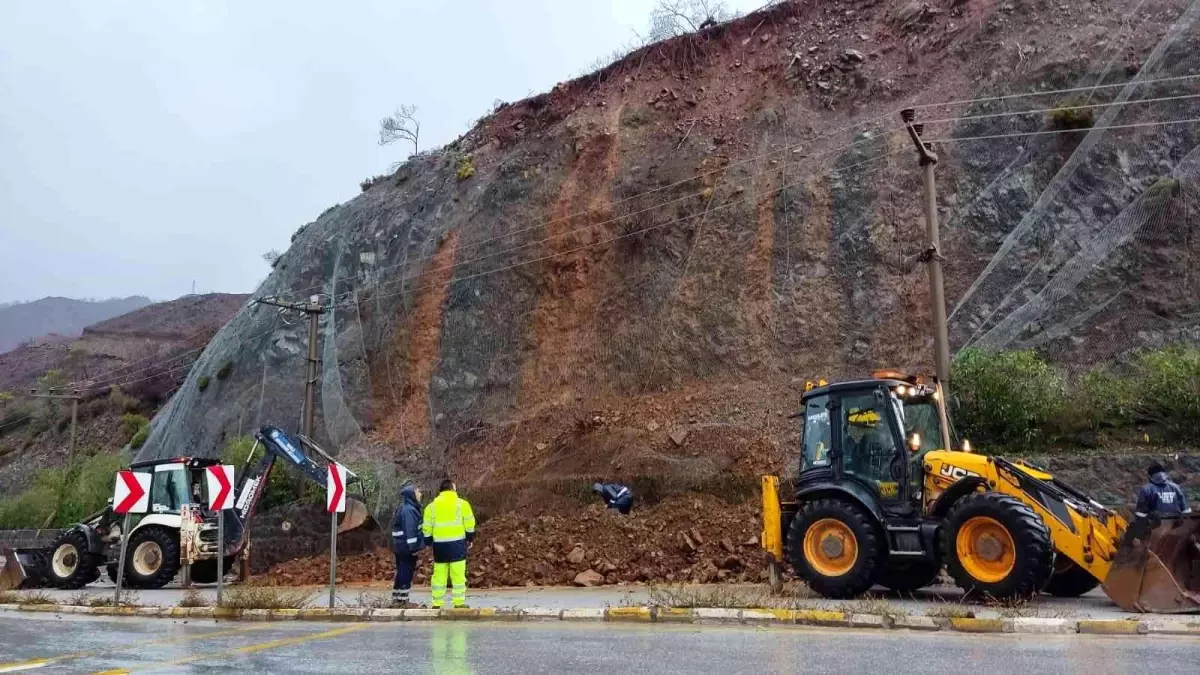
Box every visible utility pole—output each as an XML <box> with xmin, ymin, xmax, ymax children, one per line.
<box><xmin>901</xmin><ymin>108</ymin><xmax>953</xmax><ymax>452</ymax></box>
<box><xmin>254</xmin><ymin>295</ymin><xmax>325</xmax><ymax>439</ymax></box>
<box><xmin>31</xmin><ymin>389</ymin><xmax>81</xmax><ymax>466</ymax></box>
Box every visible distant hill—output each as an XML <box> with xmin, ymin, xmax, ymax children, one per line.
<box><xmin>0</xmin><ymin>296</ymin><xmax>152</xmax><ymax>354</ymax></box>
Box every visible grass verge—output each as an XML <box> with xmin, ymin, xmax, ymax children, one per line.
<box><xmin>218</xmin><ymin>586</ymin><xmax>313</xmax><ymax>610</ymax></box>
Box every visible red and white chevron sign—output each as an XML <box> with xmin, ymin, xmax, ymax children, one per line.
<box><xmin>327</xmin><ymin>462</ymin><xmax>347</xmax><ymax>514</ymax></box>
<box><xmin>113</xmin><ymin>471</ymin><xmax>151</xmax><ymax>515</ymax></box>
<box><xmin>206</xmin><ymin>464</ymin><xmax>236</xmax><ymax>511</ymax></box>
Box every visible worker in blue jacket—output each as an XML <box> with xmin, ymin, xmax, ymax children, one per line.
<box><xmin>1135</xmin><ymin>462</ymin><xmax>1192</xmax><ymax>518</ymax></box>
<box><xmin>593</xmin><ymin>482</ymin><xmax>633</xmax><ymax>515</ymax></box>
<box><xmin>391</xmin><ymin>483</ymin><xmax>424</xmax><ymax>606</ymax></box>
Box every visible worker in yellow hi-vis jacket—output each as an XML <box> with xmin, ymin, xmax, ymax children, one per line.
<box><xmin>421</xmin><ymin>478</ymin><xmax>476</xmax><ymax>609</ymax></box>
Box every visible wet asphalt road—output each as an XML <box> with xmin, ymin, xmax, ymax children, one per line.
<box><xmin>1</xmin><ymin>612</ymin><xmax>1197</xmax><ymax>674</ymax></box>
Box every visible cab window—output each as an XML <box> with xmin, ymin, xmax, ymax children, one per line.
<box><xmin>901</xmin><ymin>397</ymin><xmax>944</xmax><ymax>453</ymax></box>
<box><xmin>800</xmin><ymin>395</ymin><xmax>831</xmax><ymax>470</ymax></box>
<box><xmin>839</xmin><ymin>393</ymin><xmax>902</xmax><ymax>491</ymax></box>
<box><xmin>149</xmin><ymin>466</ymin><xmax>191</xmax><ymax>514</ymax></box>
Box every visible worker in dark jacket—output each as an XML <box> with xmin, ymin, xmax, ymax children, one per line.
<box><xmin>593</xmin><ymin>482</ymin><xmax>633</xmax><ymax>515</ymax></box>
<box><xmin>1135</xmin><ymin>462</ymin><xmax>1192</xmax><ymax>518</ymax></box>
<box><xmin>391</xmin><ymin>483</ymin><xmax>424</xmax><ymax>605</ymax></box>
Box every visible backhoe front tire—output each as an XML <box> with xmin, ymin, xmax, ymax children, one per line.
<box><xmin>124</xmin><ymin>526</ymin><xmax>180</xmax><ymax>590</ymax></box>
<box><xmin>787</xmin><ymin>498</ymin><xmax>881</xmax><ymax>598</ymax></box>
<box><xmin>45</xmin><ymin>529</ymin><xmax>102</xmax><ymax>589</ymax></box>
<box><xmin>943</xmin><ymin>493</ymin><xmax>1053</xmax><ymax>599</ymax></box>
<box><xmin>1043</xmin><ymin>559</ymin><xmax>1101</xmax><ymax>597</ymax></box>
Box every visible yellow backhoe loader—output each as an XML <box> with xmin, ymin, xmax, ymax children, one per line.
<box><xmin>761</xmin><ymin>372</ymin><xmax>1200</xmax><ymax>613</ymax></box>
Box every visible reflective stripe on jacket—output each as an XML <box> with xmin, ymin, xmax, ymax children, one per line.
<box><xmin>422</xmin><ymin>490</ymin><xmax>476</xmax><ymax>562</ymax></box>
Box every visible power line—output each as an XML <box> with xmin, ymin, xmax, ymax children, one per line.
<box><xmin>924</xmin><ymin>116</ymin><xmax>1200</xmax><ymax>144</ymax></box>
<box><xmin>919</xmin><ymin>92</ymin><xmax>1200</xmax><ymax>126</ymax></box>
<box><xmin>910</xmin><ymin>72</ymin><xmax>1200</xmax><ymax>111</ymax></box>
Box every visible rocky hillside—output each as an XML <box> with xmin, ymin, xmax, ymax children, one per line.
<box><xmin>0</xmin><ymin>293</ymin><xmax>248</xmax><ymax>492</ymax></box>
<box><xmin>138</xmin><ymin>0</ymin><xmax>1200</xmax><ymax>514</ymax></box>
<box><xmin>0</xmin><ymin>296</ymin><xmax>150</xmax><ymax>354</ymax></box>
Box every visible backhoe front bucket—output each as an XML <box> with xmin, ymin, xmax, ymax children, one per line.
<box><xmin>1103</xmin><ymin>514</ymin><xmax>1200</xmax><ymax>613</ymax></box>
<box><xmin>0</xmin><ymin>548</ymin><xmax>44</xmax><ymax>591</ymax></box>
<box><xmin>336</xmin><ymin>498</ymin><xmax>375</xmax><ymax>534</ymax></box>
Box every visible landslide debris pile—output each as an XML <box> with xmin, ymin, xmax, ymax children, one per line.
<box><xmin>254</xmin><ymin>495</ymin><xmax>765</xmax><ymax>588</ymax></box>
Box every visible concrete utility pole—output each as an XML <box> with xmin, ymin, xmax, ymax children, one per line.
<box><xmin>31</xmin><ymin>389</ymin><xmax>81</xmax><ymax>466</ymax></box>
<box><xmin>254</xmin><ymin>295</ymin><xmax>325</xmax><ymax>439</ymax></box>
<box><xmin>901</xmin><ymin>109</ymin><xmax>953</xmax><ymax>452</ymax></box>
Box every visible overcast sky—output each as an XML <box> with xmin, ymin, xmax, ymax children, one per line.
<box><xmin>0</xmin><ymin>0</ymin><xmax>766</xmax><ymax>304</ymax></box>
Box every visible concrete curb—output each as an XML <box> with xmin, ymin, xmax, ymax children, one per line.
<box><xmin>1</xmin><ymin>603</ymin><xmax>1196</xmax><ymax>635</ymax></box>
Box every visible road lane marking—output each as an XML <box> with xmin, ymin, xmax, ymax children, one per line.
<box><xmin>0</xmin><ymin>623</ymin><xmax>273</xmax><ymax>673</ymax></box>
<box><xmin>90</xmin><ymin>623</ymin><xmax>368</xmax><ymax>673</ymax></box>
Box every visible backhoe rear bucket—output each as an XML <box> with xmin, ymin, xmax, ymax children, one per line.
<box><xmin>336</xmin><ymin>498</ymin><xmax>376</xmax><ymax>534</ymax></box>
<box><xmin>1103</xmin><ymin>514</ymin><xmax>1200</xmax><ymax>613</ymax></box>
<box><xmin>0</xmin><ymin>548</ymin><xmax>44</xmax><ymax>591</ymax></box>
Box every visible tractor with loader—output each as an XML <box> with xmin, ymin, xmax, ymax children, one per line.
<box><xmin>1</xmin><ymin>425</ymin><xmax>374</xmax><ymax>591</ymax></box>
<box><xmin>761</xmin><ymin>372</ymin><xmax>1200</xmax><ymax>613</ymax></box>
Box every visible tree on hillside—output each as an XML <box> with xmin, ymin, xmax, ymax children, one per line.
<box><xmin>379</xmin><ymin>104</ymin><xmax>421</xmax><ymax>158</ymax></box>
<box><xmin>262</xmin><ymin>249</ymin><xmax>282</xmax><ymax>268</ymax></box>
<box><xmin>648</xmin><ymin>0</ymin><xmax>738</xmax><ymax>41</ymax></box>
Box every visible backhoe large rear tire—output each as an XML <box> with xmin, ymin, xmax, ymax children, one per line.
<box><xmin>1043</xmin><ymin>559</ymin><xmax>1101</xmax><ymax>597</ymax></box>
<box><xmin>45</xmin><ymin>529</ymin><xmax>102</xmax><ymax>590</ymax></box>
<box><xmin>877</xmin><ymin>559</ymin><xmax>942</xmax><ymax>594</ymax></box>
<box><xmin>124</xmin><ymin>526</ymin><xmax>180</xmax><ymax>590</ymax></box>
<box><xmin>943</xmin><ymin>493</ymin><xmax>1054</xmax><ymax>599</ymax></box>
<box><xmin>787</xmin><ymin>498</ymin><xmax>881</xmax><ymax>598</ymax></box>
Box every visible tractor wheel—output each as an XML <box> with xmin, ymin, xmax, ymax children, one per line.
<box><xmin>1043</xmin><ymin>559</ymin><xmax>1101</xmax><ymax>597</ymax></box>
<box><xmin>787</xmin><ymin>498</ymin><xmax>881</xmax><ymax>598</ymax></box>
<box><xmin>45</xmin><ymin>529</ymin><xmax>102</xmax><ymax>589</ymax></box>
<box><xmin>124</xmin><ymin>526</ymin><xmax>181</xmax><ymax>590</ymax></box>
<box><xmin>943</xmin><ymin>493</ymin><xmax>1054</xmax><ymax>599</ymax></box>
<box><xmin>876</xmin><ymin>559</ymin><xmax>942</xmax><ymax>594</ymax></box>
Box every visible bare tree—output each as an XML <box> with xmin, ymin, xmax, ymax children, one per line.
<box><xmin>379</xmin><ymin>104</ymin><xmax>421</xmax><ymax>157</ymax></box>
<box><xmin>647</xmin><ymin>0</ymin><xmax>737</xmax><ymax>41</ymax></box>
<box><xmin>262</xmin><ymin>249</ymin><xmax>282</xmax><ymax>268</ymax></box>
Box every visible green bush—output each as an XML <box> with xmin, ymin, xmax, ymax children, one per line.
<box><xmin>951</xmin><ymin>348</ymin><xmax>1065</xmax><ymax>449</ymax></box>
<box><xmin>456</xmin><ymin>154</ymin><xmax>475</xmax><ymax>181</ymax></box>
<box><xmin>1047</xmin><ymin>104</ymin><xmax>1094</xmax><ymax>130</ymax></box>
<box><xmin>130</xmin><ymin>425</ymin><xmax>150</xmax><ymax>450</ymax></box>
<box><xmin>1134</xmin><ymin>344</ymin><xmax>1200</xmax><ymax>438</ymax></box>
<box><xmin>197</xmin><ymin>376</ymin><xmax>210</xmax><ymax>392</ymax></box>
<box><xmin>119</xmin><ymin>413</ymin><xmax>150</xmax><ymax>444</ymax></box>
<box><xmin>0</xmin><ymin>451</ymin><xmax>126</xmax><ymax>528</ymax></box>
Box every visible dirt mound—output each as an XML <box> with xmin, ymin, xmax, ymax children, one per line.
<box><xmin>253</xmin><ymin>494</ymin><xmax>767</xmax><ymax>588</ymax></box>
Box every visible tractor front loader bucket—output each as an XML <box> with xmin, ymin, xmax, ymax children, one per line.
<box><xmin>1103</xmin><ymin>514</ymin><xmax>1200</xmax><ymax>613</ymax></box>
<box><xmin>0</xmin><ymin>547</ymin><xmax>46</xmax><ymax>591</ymax></box>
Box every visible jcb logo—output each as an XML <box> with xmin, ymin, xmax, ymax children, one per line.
<box><xmin>938</xmin><ymin>464</ymin><xmax>979</xmax><ymax>481</ymax></box>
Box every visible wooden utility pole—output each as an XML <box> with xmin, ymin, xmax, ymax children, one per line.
<box><xmin>901</xmin><ymin>109</ymin><xmax>953</xmax><ymax>452</ymax></box>
<box><xmin>252</xmin><ymin>295</ymin><xmax>325</xmax><ymax>439</ymax></box>
<box><xmin>30</xmin><ymin>389</ymin><xmax>81</xmax><ymax>465</ymax></box>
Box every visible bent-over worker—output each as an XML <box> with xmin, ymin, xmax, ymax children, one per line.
<box><xmin>593</xmin><ymin>482</ymin><xmax>633</xmax><ymax>515</ymax></box>
<box><xmin>1135</xmin><ymin>462</ymin><xmax>1193</xmax><ymax>518</ymax></box>
<box><xmin>422</xmin><ymin>478</ymin><xmax>476</xmax><ymax>609</ymax></box>
<box><xmin>390</xmin><ymin>483</ymin><xmax>424</xmax><ymax>606</ymax></box>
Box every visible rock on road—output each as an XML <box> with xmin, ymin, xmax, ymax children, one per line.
<box><xmin>1</xmin><ymin>613</ymin><xmax>1197</xmax><ymax>674</ymax></box>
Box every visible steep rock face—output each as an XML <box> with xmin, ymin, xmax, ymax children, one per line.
<box><xmin>138</xmin><ymin>0</ymin><xmax>1200</xmax><ymax>499</ymax></box>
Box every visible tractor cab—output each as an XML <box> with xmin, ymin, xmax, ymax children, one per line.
<box><xmin>797</xmin><ymin>374</ymin><xmax>948</xmax><ymax>515</ymax></box>
<box><xmin>128</xmin><ymin>456</ymin><xmax>224</xmax><ymax>516</ymax></box>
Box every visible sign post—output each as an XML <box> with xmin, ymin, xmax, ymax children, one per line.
<box><xmin>326</xmin><ymin>462</ymin><xmax>347</xmax><ymax>609</ymax></box>
<box><xmin>112</xmin><ymin>470</ymin><xmax>150</xmax><ymax>606</ymax></box>
<box><xmin>206</xmin><ymin>464</ymin><xmax>236</xmax><ymax>606</ymax></box>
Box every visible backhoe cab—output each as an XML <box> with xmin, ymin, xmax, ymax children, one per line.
<box><xmin>762</xmin><ymin>373</ymin><xmax>1200</xmax><ymax>612</ymax></box>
